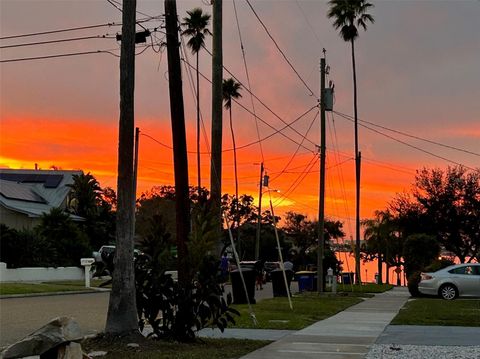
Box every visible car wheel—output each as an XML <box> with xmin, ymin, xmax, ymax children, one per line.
<box><xmin>439</xmin><ymin>284</ymin><xmax>458</xmax><ymax>300</ymax></box>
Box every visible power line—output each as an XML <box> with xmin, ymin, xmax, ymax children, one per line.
<box><xmin>334</xmin><ymin>111</ymin><xmax>480</xmax><ymax>158</ymax></box>
<box><xmin>245</xmin><ymin>0</ymin><xmax>316</xmax><ymax>97</ymax></box>
<box><xmin>334</xmin><ymin>112</ymin><xmax>477</xmax><ymax>171</ymax></box>
<box><xmin>180</xmin><ymin>57</ymin><xmax>318</xmax><ymax>153</ymax></box>
<box><xmin>0</xmin><ymin>22</ymin><xmax>120</xmax><ymax>40</ymax></box>
<box><xmin>0</xmin><ymin>49</ymin><xmax>120</xmax><ymax>63</ymax></box>
<box><xmin>0</xmin><ymin>16</ymin><xmax>161</xmax><ymax>40</ymax></box>
<box><xmin>270</xmin><ymin>110</ymin><xmax>319</xmax><ymax>184</ymax></box>
<box><xmin>232</xmin><ymin>0</ymin><xmax>264</xmax><ymax>163</ymax></box>
<box><xmin>294</xmin><ymin>0</ymin><xmax>324</xmax><ymax>48</ymax></box>
<box><xmin>200</xmin><ymin>46</ymin><xmax>319</xmax><ymax>148</ymax></box>
<box><xmin>0</xmin><ymin>34</ymin><xmax>115</xmax><ymax>49</ymax></box>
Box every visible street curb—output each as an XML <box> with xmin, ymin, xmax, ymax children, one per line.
<box><xmin>0</xmin><ymin>288</ymin><xmax>110</xmax><ymax>299</ymax></box>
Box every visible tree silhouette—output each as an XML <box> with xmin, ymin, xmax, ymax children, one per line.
<box><xmin>327</xmin><ymin>0</ymin><xmax>374</xmax><ymax>284</ymax></box>
<box><xmin>222</xmin><ymin>78</ymin><xmax>242</xmax><ymax>235</ymax></box>
<box><xmin>182</xmin><ymin>8</ymin><xmax>211</xmax><ymax>193</ymax></box>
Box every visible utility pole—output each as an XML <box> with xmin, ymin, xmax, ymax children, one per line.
<box><xmin>255</xmin><ymin>162</ymin><xmax>264</xmax><ymax>260</ymax></box>
<box><xmin>106</xmin><ymin>0</ymin><xmax>138</xmax><ymax>335</ymax></box>
<box><xmin>355</xmin><ymin>150</ymin><xmax>362</xmax><ymax>284</ymax></box>
<box><xmin>317</xmin><ymin>56</ymin><xmax>326</xmax><ymax>294</ymax></box>
<box><xmin>210</xmin><ymin>0</ymin><xmax>223</xmax><ymax>254</ymax></box>
<box><xmin>165</xmin><ymin>0</ymin><xmax>190</xmax><ymax>287</ymax></box>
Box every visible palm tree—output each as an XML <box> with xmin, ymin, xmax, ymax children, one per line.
<box><xmin>327</xmin><ymin>0</ymin><xmax>374</xmax><ymax>285</ymax></box>
<box><xmin>222</xmin><ymin>78</ymin><xmax>242</xmax><ymax>237</ymax></box>
<box><xmin>67</xmin><ymin>172</ymin><xmax>101</xmax><ymax>218</ymax></box>
<box><xmin>181</xmin><ymin>8</ymin><xmax>211</xmax><ymax>193</ymax></box>
<box><xmin>362</xmin><ymin>210</ymin><xmax>394</xmax><ymax>284</ymax></box>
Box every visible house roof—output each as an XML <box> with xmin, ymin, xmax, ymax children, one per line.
<box><xmin>0</xmin><ymin>169</ymin><xmax>84</xmax><ymax>220</ymax></box>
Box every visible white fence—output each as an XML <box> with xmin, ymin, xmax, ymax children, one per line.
<box><xmin>0</xmin><ymin>262</ymin><xmax>85</xmax><ymax>282</ymax></box>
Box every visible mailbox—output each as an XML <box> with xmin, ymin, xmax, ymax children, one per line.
<box><xmin>81</xmin><ymin>258</ymin><xmax>95</xmax><ymax>266</ymax></box>
<box><xmin>80</xmin><ymin>258</ymin><xmax>95</xmax><ymax>288</ymax></box>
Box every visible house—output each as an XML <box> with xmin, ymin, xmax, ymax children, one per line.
<box><xmin>0</xmin><ymin>169</ymin><xmax>84</xmax><ymax>230</ymax></box>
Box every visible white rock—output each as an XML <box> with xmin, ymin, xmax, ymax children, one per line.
<box><xmin>87</xmin><ymin>351</ymin><xmax>108</xmax><ymax>357</ymax></box>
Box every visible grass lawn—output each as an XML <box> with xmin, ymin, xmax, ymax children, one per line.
<box><xmin>392</xmin><ymin>298</ymin><xmax>480</xmax><ymax>327</ymax></box>
<box><xmin>82</xmin><ymin>336</ymin><xmax>270</xmax><ymax>359</ymax></box>
<box><xmin>0</xmin><ymin>282</ymin><xmax>95</xmax><ymax>295</ymax></box>
<box><xmin>46</xmin><ymin>279</ymin><xmax>110</xmax><ymax>288</ymax></box>
<box><xmin>231</xmin><ymin>293</ymin><xmax>363</xmax><ymax>330</ymax></box>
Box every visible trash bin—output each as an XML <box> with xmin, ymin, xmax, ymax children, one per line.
<box><xmin>271</xmin><ymin>269</ymin><xmax>294</xmax><ymax>297</ymax></box>
<box><xmin>295</xmin><ymin>271</ymin><xmax>317</xmax><ymax>292</ymax></box>
<box><xmin>341</xmin><ymin>272</ymin><xmax>354</xmax><ymax>284</ymax></box>
<box><xmin>230</xmin><ymin>268</ymin><xmax>256</xmax><ymax>304</ymax></box>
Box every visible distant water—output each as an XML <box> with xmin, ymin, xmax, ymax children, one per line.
<box><xmin>335</xmin><ymin>252</ymin><xmax>406</xmax><ymax>285</ymax></box>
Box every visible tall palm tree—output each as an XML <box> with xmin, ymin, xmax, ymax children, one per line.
<box><xmin>327</xmin><ymin>0</ymin><xmax>374</xmax><ymax>285</ymax></box>
<box><xmin>181</xmin><ymin>8</ymin><xmax>211</xmax><ymax>193</ymax></box>
<box><xmin>222</xmin><ymin>78</ymin><xmax>242</xmax><ymax>237</ymax></box>
<box><xmin>362</xmin><ymin>210</ymin><xmax>394</xmax><ymax>284</ymax></box>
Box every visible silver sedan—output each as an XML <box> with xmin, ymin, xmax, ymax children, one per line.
<box><xmin>418</xmin><ymin>263</ymin><xmax>480</xmax><ymax>300</ymax></box>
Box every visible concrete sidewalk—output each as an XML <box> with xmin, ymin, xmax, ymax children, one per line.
<box><xmin>236</xmin><ymin>287</ymin><xmax>410</xmax><ymax>359</ymax></box>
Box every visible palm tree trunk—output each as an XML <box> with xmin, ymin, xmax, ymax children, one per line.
<box><xmin>105</xmin><ymin>0</ymin><xmax>138</xmax><ymax>335</ymax></box>
<box><xmin>352</xmin><ymin>38</ymin><xmax>361</xmax><ymax>285</ymax></box>
<box><xmin>196</xmin><ymin>51</ymin><xmax>201</xmax><ymax>193</ymax></box>
<box><xmin>229</xmin><ymin>107</ymin><xmax>240</xmax><ymax>249</ymax></box>
<box><xmin>377</xmin><ymin>252</ymin><xmax>383</xmax><ymax>284</ymax></box>
<box><xmin>165</xmin><ymin>0</ymin><xmax>190</xmax><ymax>287</ymax></box>
<box><xmin>210</xmin><ymin>0</ymin><xmax>223</xmax><ymax>255</ymax></box>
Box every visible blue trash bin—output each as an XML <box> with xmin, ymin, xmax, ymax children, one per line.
<box><xmin>341</xmin><ymin>272</ymin><xmax>354</xmax><ymax>284</ymax></box>
<box><xmin>295</xmin><ymin>271</ymin><xmax>316</xmax><ymax>292</ymax></box>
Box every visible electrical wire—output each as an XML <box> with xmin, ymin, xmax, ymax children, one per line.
<box><xmin>194</xmin><ymin>48</ymin><xmax>320</xmax><ymax>149</ymax></box>
<box><xmin>245</xmin><ymin>0</ymin><xmax>316</xmax><ymax>97</ymax></box>
<box><xmin>334</xmin><ymin>111</ymin><xmax>477</xmax><ymax>171</ymax></box>
<box><xmin>0</xmin><ymin>16</ymin><xmax>161</xmax><ymax>40</ymax></box>
<box><xmin>0</xmin><ymin>49</ymin><xmax>120</xmax><ymax>63</ymax></box>
<box><xmin>0</xmin><ymin>23</ymin><xmax>120</xmax><ymax>40</ymax></box>
<box><xmin>232</xmin><ymin>0</ymin><xmax>264</xmax><ymax>163</ymax></box>
<box><xmin>270</xmin><ymin>110</ymin><xmax>319</xmax><ymax>184</ymax></box>
<box><xmin>180</xmin><ymin>57</ymin><xmax>318</xmax><ymax>153</ymax></box>
<box><xmin>0</xmin><ymin>34</ymin><xmax>115</xmax><ymax>49</ymax></box>
<box><xmin>334</xmin><ymin>111</ymin><xmax>480</xmax><ymax>158</ymax></box>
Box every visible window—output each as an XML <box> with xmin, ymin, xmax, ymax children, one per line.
<box><xmin>449</xmin><ymin>266</ymin><xmax>475</xmax><ymax>275</ymax></box>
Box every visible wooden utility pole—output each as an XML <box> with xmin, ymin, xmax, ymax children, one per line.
<box><xmin>165</xmin><ymin>0</ymin><xmax>190</xmax><ymax>287</ymax></box>
<box><xmin>317</xmin><ymin>57</ymin><xmax>326</xmax><ymax>294</ymax></box>
<box><xmin>106</xmin><ymin>0</ymin><xmax>138</xmax><ymax>335</ymax></box>
<box><xmin>210</xmin><ymin>0</ymin><xmax>223</xmax><ymax>253</ymax></box>
<box><xmin>255</xmin><ymin>162</ymin><xmax>264</xmax><ymax>260</ymax></box>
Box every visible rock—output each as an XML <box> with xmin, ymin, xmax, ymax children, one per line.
<box><xmin>87</xmin><ymin>351</ymin><xmax>107</xmax><ymax>357</ymax></box>
<box><xmin>56</xmin><ymin>342</ymin><xmax>83</xmax><ymax>359</ymax></box>
<box><xmin>1</xmin><ymin>317</ymin><xmax>83</xmax><ymax>359</ymax></box>
<box><xmin>126</xmin><ymin>343</ymin><xmax>139</xmax><ymax>348</ymax></box>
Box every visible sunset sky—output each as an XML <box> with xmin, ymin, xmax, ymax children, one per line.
<box><xmin>1</xmin><ymin>0</ymin><xmax>479</xmax><ymax>238</ymax></box>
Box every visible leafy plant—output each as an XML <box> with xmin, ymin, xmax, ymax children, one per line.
<box><xmin>136</xmin><ymin>254</ymin><xmax>239</xmax><ymax>342</ymax></box>
<box><xmin>135</xmin><ymin>208</ymin><xmax>239</xmax><ymax>342</ymax></box>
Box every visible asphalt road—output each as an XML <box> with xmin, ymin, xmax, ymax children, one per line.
<box><xmin>0</xmin><ymin>292</ymin><xmax>110</xmax><ymax>347</ymax></box>
<box><xmin>0</xmin><ymin>283</ymin><xmax>275</xmax><ymax>348</ymax></box>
